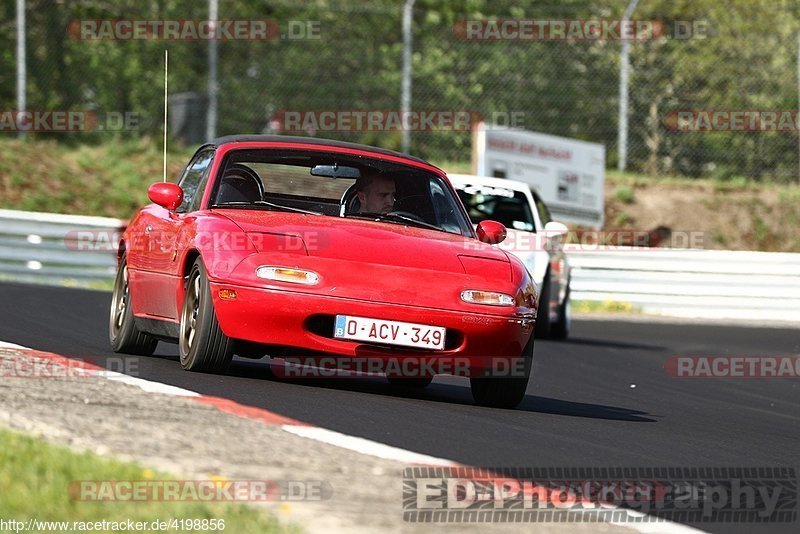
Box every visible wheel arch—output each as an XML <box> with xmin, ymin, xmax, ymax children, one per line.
<box><xmin>116</xmin><ymin>239</ymin><xmax>126</xmax><ymax>264</ymax></box>
<box><xmin>181</xmin><ymin>249</ymin><xmax>202</xmax><ymax>286</ymax></box>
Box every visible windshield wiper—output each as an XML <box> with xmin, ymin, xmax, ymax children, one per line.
<box><xmin>211</xmin><ymin>200</ymin><xmax>322</xmax><ymax>216</ymax></box>
<box><xmin>347</xmin><ymin>212</ymin><xmax>442</xmax><ymax>232</ymax></box>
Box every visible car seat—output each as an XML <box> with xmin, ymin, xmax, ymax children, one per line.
<box><xmin>216</xmin><ymin>164</ymin><xmax>264</xmax><ymax>204</ymax></box>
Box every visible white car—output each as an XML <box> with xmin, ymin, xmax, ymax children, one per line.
<box><xmin>448</xmin><ymin>174</ymin><xmax>572</xmax><ymax>339</ymax></box>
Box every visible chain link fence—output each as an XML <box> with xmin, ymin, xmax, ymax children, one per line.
<box><xmin>3</xmin><ymin>0</ymin><xmax>800</xmax><ymax>181</ymax></box>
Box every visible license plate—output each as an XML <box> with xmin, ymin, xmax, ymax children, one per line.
<box><xmin>334</xmin><ymin>315</ymin><xmax>446</xmax><ymax>351</ymax></box>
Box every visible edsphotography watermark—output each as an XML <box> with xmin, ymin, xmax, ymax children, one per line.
<box><xmin>403</xmin><ymin>467</ymin><xmax>798</xmax><ymax>523</ymax></box>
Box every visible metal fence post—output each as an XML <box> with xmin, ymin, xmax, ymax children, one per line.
<box><xmin>206</xmin><ymin>0</ymin><xmax>219</xmax><ymax>141</ymax></box>
<box><xmin>618</xmin><ymin>0</ymin><xmax>640</xmax><ymax>172</ymax></box>
<box><xmin>401</xmin><ymin>0</ymin><xmax>416</xmax><ymax>154</ymax></box>
<box><xmin>16</xmin><ymin>0</ymin><xmax>26</xmax><ymax>139</ymax></box>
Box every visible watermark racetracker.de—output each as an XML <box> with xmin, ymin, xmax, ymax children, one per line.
<box><xmin>66</xmin><ymin>228</ymin><xmax>706</xmax><ymax>257</ymax></box>
<box><xmin>665</xmin><ymin>110</ymin><xmax>800</xmax><ymax>132</ymax></box>
<box><xmin>0</xmin><ymin>111</ymin><xmax>139</xmax><ymax>133</ymax></box>
<box><xmin>665</xmin><ymin>356</ymin><xmax>800</xmax><ymax>378</ymax></box>
<box><xmin>453</xmin><ymin>19</ymin><xmax>712</xmax><ymax>41</ymax></box>
<box><xmin>70</xmin><ymin>479</ymin><xmax>332</xmax><ymax>502</ymax></box>
<box><xmin>68</xmin><ymin>19</ymin><xmax>321</xmax><ymax>41</ymax></box>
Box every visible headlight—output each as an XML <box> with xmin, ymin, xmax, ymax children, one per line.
<box><xmin>460</xmin><ymin>290</ymin><xmax>514</xmax><ymax>306</ymax></box>
<box><xmin>256</xmin><ymin>266</ymin><xmax>319</xmax><ymax>285</ymax></box>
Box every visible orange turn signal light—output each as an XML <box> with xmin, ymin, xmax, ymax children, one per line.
<box><xmin>218</xmin><ymin>289</ymin><xmax>237</xmax><ymax>300</ymax></box>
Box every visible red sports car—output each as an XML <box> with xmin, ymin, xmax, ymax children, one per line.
<box><xmin>109</xmin><ymin>136</ymin><xmax>538</xmax><ymax>407</ymax></box>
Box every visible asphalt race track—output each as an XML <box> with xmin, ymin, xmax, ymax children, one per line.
<box><xmin>1</xmin><ymin>281</ymin><xmax>798</xmax><ymax>533</ymax></box>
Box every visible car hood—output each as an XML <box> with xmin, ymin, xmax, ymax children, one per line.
<box><xmin>214</xmin><ymin>210</ymin><xmax>509</xmax><ymax>273</ymax></box>
<box><xmin>210</xmin><ymin>210</ymin><xmax>521</xmax><ymax>309</ymax></box>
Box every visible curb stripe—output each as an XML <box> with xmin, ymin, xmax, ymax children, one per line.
<box><xmin>194</xmin><ymin>395</ymin><xmax>309</xmax><ymax>427</ymax></box>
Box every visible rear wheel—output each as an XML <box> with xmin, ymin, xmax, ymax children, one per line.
<box><xmin>550</xmin><ymin>284</ymin><xmax>571</xmax><ymax>340</ymax></box>
<box><xmin>534</xmin><ymin>274</ymin><xmax>552</xmax><ymax>339</ymax></box>
<box><xmin>179</xmin><ymin>258</ymin><xmax>234</xmax><ymax>373</ymax></box>
<box><xmin>109</xmin><ymin>257</ymin><xmax>157</xmax><ymax>356</ymax></box>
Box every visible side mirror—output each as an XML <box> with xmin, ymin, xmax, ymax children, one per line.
<box><xmin>543</xmin><ymin>221</ymin><xmax>568</xmax><ymax>251</ymax></box>
<box><xmin>148</xmin><ymin>182</ymin><xmax>184</xmax><ymax>211</ymax></box>
<box><xmin>476</xmin><ymin>220</ymin><xmax>507</xmax><ymax>245</ymax></box>
<box><xmin>543</xmin><ymin>221</ymin><xmax>568</xmax><ymax>238</ymax></box>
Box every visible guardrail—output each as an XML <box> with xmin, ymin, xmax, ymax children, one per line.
<box><xmin>2</xmin><ymin>209</ymin><xmax>800</xmax><ymax>322</ymax></box>
<box><xmin>566</xmin><ymin>245</ymin><xmax>800</xmax><ymax>322</ymax></box>
<box><xmin>0</xmin><ymin>209</ymin><xmax>122</xmax><ymax>288</ymax></box>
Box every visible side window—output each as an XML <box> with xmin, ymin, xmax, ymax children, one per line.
<box><xmin>429</xmin><ymin>181</ymin><xmax>451</xmax><ymax>223</ymax></box>
<box><xmin>429</xmin><ymin>179</ymin><xmax>469</xmax><ymax>235</ymax></box>
<box><xmin>176</xmin><ymin>149</ymin><xmax>215</xmax><ymax>213</ymax></box>
<box><xmin>533</xmin><ymin>193</ymin><xmax>552</xmax><ymax>227</ymax></box>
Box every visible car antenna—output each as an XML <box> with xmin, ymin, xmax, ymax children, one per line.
<box><xmin>162</xmin><ymin>49</ymin><xmax>168</xmax><ymax>183</ymax></box>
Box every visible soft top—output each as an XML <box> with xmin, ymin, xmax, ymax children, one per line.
<box><xmin>211</xmin><ymin>135</ymin><xmax>432</xmax><ymax>167</ymax></box>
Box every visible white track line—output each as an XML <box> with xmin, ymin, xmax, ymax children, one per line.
<box><xmin>95</xmin><ymin>370</ymin><xmax>200</xmax><ymax>397</ymax></box>
<box><xmin>609</xmin><ymin>509</ymin><xmax>707</xmax><ymax>533</ymax></box>
<box><xmin>0</xmin><ymin>341</ymin><xmax>29</xmax><ymax>349</ymax></box>
<box><xmin>282</xmin><ymin>424</ymin><xmax>457</xmax><ymax>466</ymax></box>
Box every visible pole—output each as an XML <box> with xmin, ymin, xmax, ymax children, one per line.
<box><xmin>401</xmin><ymin>0</ymin><xmax>416</xmax><ymax>154</ymax></box>
<box><xmin>207</xmin><ymin>0</ymin><xmax>218</xmax><ymax>141</ymax></box>
<box><xmin>618</xmin><ymin>0</ymin><xmax>640</xmax><ymax>172</ymax></box>
<box><xmin>163</xmin><ymin>50</ymin><xmax>169</xmax><ymax>183</ymax></box>
<box><xmin>16</xmin><ymin>0</ymin><xmax>26</xmax><ymax>139</ymax></box>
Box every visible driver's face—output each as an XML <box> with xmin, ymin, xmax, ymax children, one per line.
<box><xmin>358</xmin><ymin>177</ymin><xmax>395</xmax><ymax>214</ymax></box>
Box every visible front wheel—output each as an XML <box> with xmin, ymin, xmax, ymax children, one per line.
<box><xmin>109</xmin><ymin>257</ymin><xmax>157</xmax><ymax>356</ymax></box>
<box><xmin>179</xmin><ymin>258</ymin><xmax>234</xmax><ymax>373</ymax></box>
<box><xmin>470</xmin><ymin>335</ymin><xmax>534</xmax><ymax>409</ymax></box>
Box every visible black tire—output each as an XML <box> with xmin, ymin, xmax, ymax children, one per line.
<box><xmin>549</xmin><ymin>283</ymin><xmax>571</xmax><ymax>340</ymax></box>
<box><xmin>469</xmin><ymin>334</ymin><xmax>534</xmax><ymax>409</ymax></box>
<box><xmin>179</xmin><ymin>258</ymin><xmax>234</xmax><ymax>373</ymax></box>
<box><xmin>386</xmin><ymin>376</ymin><xmax>433</xmax><ymax>388</ymax></box>
<box><xmin>109</xmin><ymin>257</ymin><xmax>158</xmax><ymax>356</ymax></box>
<box><xmin>535</xmin><ymin>274</ymin><xmax>552</xmax><ymax>339</ymax></box>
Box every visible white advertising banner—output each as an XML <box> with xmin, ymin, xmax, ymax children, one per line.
<box><xmin>473</xmin><ymin>124</ymin><xmax>605</xmax><ymax>228</ymax></box>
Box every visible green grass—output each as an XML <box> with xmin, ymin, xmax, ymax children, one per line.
<box><xmin>751</xmin><ymin>213</ymin><xmax>772</xmax><ymax>249</ymax></box>
<box><xmin>0</xmin><ymin>427</ymin><xmax>292</xmax><ymax>533</ymax></box>
<box><xmin>605</xmin><ymin>169</ymin><xmax>702</xmax><ymax>188</ymax></box>
<box><xmin>0</xmin><ymin>137</ymin><xmax>194</xmax><ymax>219</ymax></box>
<box><xmin>432</xmin><ymin>160</ymin><xmax>472</xmax><ymax>174</ymax></box>
<box><xmin>572</xmin><ymin>300</ymin><xmax>641</xmax><ymax>314</ymax></box>
<box><xmin>613</xmin><ymin>186</ymin><xmax>635</xmax><ymax>204</ymax></box>
<box><xmin>613</xmin><ymin>212</ymin><xmax>633</xmax><ymax>226</ymax></box>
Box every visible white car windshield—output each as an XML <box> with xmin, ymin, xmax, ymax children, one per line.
<box><xmin>454</xmin><ymin>183</ymin><xmax>536</xmax><ymax>232</ymax></box>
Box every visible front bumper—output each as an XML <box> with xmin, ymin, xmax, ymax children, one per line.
<box><xmin>210</xmin><ymin>281</ymin><xmax>533</xmax><ymax>375</ymax></box>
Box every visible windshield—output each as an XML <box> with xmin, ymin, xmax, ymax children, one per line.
<box><xmin>453</xmin><ymin>182</ymin><xmax>536</xmax><ymax>232</ymax></box>
<box><xmin>209</xmin><ymin>149</ymin><xmax>474</xmax><ymax>236</ymax></box>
